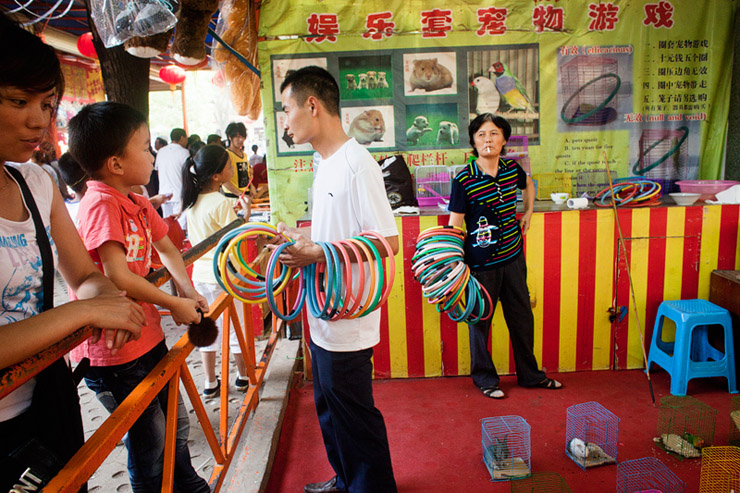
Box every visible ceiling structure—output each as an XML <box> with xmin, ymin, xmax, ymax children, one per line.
<box><xmin>0</xmin><ymin>0</ymin><xmax>218</xmax><ymax>92</ymax></box>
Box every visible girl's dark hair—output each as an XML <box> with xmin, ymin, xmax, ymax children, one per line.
<box><xmin>58</xmin><ymin>152</ymin><xmax>89</xmax><ymax>195</ymax></box>
<box><xmin>468</xmin><ymin>113</ymin><xmax>511</xmax><ymax>157</ymax></box>
<box><xmin>181</xmin><ymin>144</ymin><xmax>230</xmax><ymax>210</ymax></box>
<box><xmin>0</xmin><ymin>12</ymin><xmax>65</xmax><ymax>115</ymax></box>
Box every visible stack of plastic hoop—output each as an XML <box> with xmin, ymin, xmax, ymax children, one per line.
<box><xmin>594</xmin><ymin>177</ymin><xmax>662</xmax><ymax>207</ymax></box>
<box><xmin>412</xmin><ymin>226</ymin><xmax>491</xmax><ymax>324</ymax></box>
<box><xmin>213</xmin><ymin>222</ymin><xmax>395</xmax><ymax>322</ymax></box>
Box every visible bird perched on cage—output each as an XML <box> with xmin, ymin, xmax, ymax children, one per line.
<box><xmin>471</xmin><ymin>76</ymin><xmax>500</xmax><ymax>115</ymax></box>
<box><xmin>681</xmin><ymin>432</ymin><xmax>705</xmax><ymax>449</ymax></box>
<box><xmin>489</xmin><ymin>62</ymin><xmax>536</xmax><ymax>114</ymax></box>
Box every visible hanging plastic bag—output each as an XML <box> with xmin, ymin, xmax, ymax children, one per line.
<box><xmin>90</xmin><ymin>0</ymin><xmax>178</xmax><ymax>48</ymax></box>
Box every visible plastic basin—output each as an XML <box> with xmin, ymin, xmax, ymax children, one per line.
<box><xmin>675</xmin><ymin>180</ymin><xmax>740</xmax><ymax>201</ymax></box>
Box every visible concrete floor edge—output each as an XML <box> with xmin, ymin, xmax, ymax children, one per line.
<box><xmin>223</xmin><ymin>337</ymin><xmax>301</xmax><ymax>492</ymax></box>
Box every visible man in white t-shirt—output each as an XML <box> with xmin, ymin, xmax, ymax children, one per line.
<box><xmin>155</xmin><ymin>128</ymin><xmax>189</xmax><ymax>230</ymax></box>
<box><xmin>273</xmin><ymin>66</ymin><xmax>399</xmax><ymax>493</ymax></box>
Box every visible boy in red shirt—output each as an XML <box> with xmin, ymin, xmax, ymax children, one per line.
<box><xmin>68</xmin><ymin>102</ymin><xmax>210</xmax><ymax>493</ymax></box>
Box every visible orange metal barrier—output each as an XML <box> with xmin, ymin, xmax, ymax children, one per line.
<box><xmin>1</xmin><ymin>217</ymin><xmax>291</xmax><ymax>492</ymax></box>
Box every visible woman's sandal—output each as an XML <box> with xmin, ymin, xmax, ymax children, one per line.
<box><xmin>536</xmin><ymin>377</ymin><xmax>563</xmax><ymax>390</ymax></box>
<box><xmin>481</xmin><ymin>386</ymin><xmax>505</xmax><ymax>399</ymax></box>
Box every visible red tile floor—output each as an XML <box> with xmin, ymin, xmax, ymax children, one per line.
<box><xmin>266</xmin><ymin>369</ymin><xmax>736</xmax><ymax>492</ymax></box>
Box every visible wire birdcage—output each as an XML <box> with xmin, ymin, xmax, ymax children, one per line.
<box><xmin>560</xmin><ymin>56</ymin><xmax>621</xmax><ymax>126</ymax></box>
<box><xmin>574</xmin><ymin>169</ymin><xmax>618</xmax><ymax>198</ymax></box>
<box><xmin>698</xmin><ymin>446</ymin><xmax>740</xmax><ymax>493</ymax></box>
<box><xmin>510</xmin><ymin>471</ymin><xmax>571</xmax><ymax>492</ymax></box>
<box><xmin>414</xmin><ymin>165</ymin><xmax>452</xmax><ymax>207</ymax></box>
<box><xmin>730</xmin><ymin>395</ymin><xmax>740</xmax><ymax>447</ymax></box>
<box><xmin>565</xmin><ymin>401</ymin><xmax>619</xmax><ymax>470</ymax></box>
<box><xmin>616</xmin><ymin>457</ymin><xmax>685</xmax><ymax>493</ymax></box>
<box><xmin>482</xmin><ymin>416</ymin><xmax>531</xmax><ymax>481</ymax></box>
<box><xmin>632</xmin><ymin>127</ymin><xmax>690</xmax><ymax>193</ymax></box>
<box><xmin>656</xmin><ymin>395</ymin><xmax>716</xmax><ymax>460</ymax></box>
<box><xmin>533</xmin><ymin>172</ymin><xmax>572</xmax><ymax>200</ymax></box>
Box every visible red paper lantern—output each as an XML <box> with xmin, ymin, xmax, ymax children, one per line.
<box><xmin>159</xmin><ymin>65</ymin><xmax>186</xmax><ymax>86</ymax></box>
<box><xmin>77</xmin><ymin>32</ymin><xmax>97</xmax><ymax>59</ymax></box>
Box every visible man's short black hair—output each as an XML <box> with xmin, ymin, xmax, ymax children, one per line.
<box><xmin>225</xmin><ymin>122</ymin><xmax>246</xmax><ymax>140</ymax></box>
<box><xmin>206</xmin><ymin>134</ymin><xmax>222</xmax><ymax>145</ymax></box>
<box><xmin>68</xmin><ymin>101</ymin><xmax>147</xmax><ymax>176</ymax></box>
<box><xmin>170</xmin><ymin>128</ymin><xmax>187</xmax><ymax>142</ymax></box>
<box><xmin>251</xmin><ymin>144</ymin><xmax>259</xmax><ymax>152</ymax></box>
<box><xmin>280</xmin><ymin>66</ymin><xmax>340</xmax><ymax>116</ymax></box>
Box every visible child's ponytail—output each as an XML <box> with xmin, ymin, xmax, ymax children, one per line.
<box><xmin>181</xmin><ymin>156</ymin><xmax>201</xmax><ymax>210</ymax></box>
<box><xmin>180</xmin><ymin>144</ymin><xmax>231</xmax><ymax>211</ymax></box>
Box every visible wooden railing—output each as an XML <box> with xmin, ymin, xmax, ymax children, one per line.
<box><xmin>1</xmin><ymin>217</ymin><xmax>287</xmax><ymax>491</ymax></box>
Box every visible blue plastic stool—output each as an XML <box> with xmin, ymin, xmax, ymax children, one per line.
<box><xmin>646</xmin><ymin>299</ymin><xmax>737</xmax><ymax>396</ymax></box>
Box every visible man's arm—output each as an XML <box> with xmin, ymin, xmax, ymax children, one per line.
<box><xmin>270</xmin><ymin>223</ymin><xmax>398</xmax><ymax>269</ymax></box>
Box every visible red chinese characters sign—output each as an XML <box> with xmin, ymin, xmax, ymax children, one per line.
<box><xmin>306</xmin><ymin>13</ymin><xmax>339</xmax><ymax>42</ymax></box>
<box><xmin>588</xmin><ymin>2</ymin><xmax>619</xmax><ymax>31</ymax></box>
<box><xmin>476</xmin><ymin>7</ymin><xmax>508</xmax><ymax>36</ymax></box>
<box><xmin>532</xmin><ymin>5</ymin><xmax>564</xmax><ymax>32</ymax></box>
<box><xmin>420</xmin><ymin>8</ymin><xmax>452</xmax><ymax>38</ymax></box>
<box><xmin>643</xmin><ymin>1</ymin><xmax>674</xmax><ymax>29</ymax></box>
<box><xmin>363</xmin><ymin>12</ymin><xmax>395</xmax><ymax>40</ymax></box>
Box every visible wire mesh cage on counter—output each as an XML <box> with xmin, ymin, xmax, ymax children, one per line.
<box><xmin>616</xmin><ymin>457</ymin><xmax>685</xmax><ymax>493</ymax></box>
<box><xmin>656</xmin><ymin>395</ymin><xmax>716</xmax><ymax>460</ymax></box>
<box><xmin>481</xmin><ymin>415</ymin><xmax>531</xmax><ymax>481</ymax></box>
<box><xmin>533</xmin><ymin>172</ymin><xmax>572</xmax><ymax>200</ymax></box>
<box><xmin>565</xmin><ymin>401</ymin><xmax>619</xmax><ymax>470</ymax></box>
<box><xmin>574</xmin><ymin>169</ymin><xmax>618</xmax><ymax>198</ymax></box>
<box><xmin>414</xmin><ymin>165</ymin><xmax>452</xmax><ymax>207</ymax></box>
<box><xmin>698</xmin><ymin>446</ymin><xmax>740</xmax><ymax>493</ymax></box>
<box><xmin>560</xmin><ymin>56</ymin><xmax>621</xmax><ymax>126</ymax></box>
<box><xmin>730</xmin><ymin>395</ymin><xmax>740</xmax><ymax>447</ymax></box>
<box><xmin>633</xmin><ymin>127</ymin><xmax>690</xmax><ymax>194</ymax></box>
<box><xmin>510</xmin><ymin>471</ymin><xmax>571</xmax><ymax>492</ymax></box>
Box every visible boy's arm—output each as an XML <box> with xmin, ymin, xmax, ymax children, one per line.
<box><xmin>153</xmin><ymin>235</ymin><xmax>208</xmax><ymax>311</ymax></box>
<box><xmin>96</xmin><ymin>241</ymin><xmax>201</xmax><ymax>325</ymax></box>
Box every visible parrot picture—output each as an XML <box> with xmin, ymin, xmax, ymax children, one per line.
<box><xmin>471</xmin><ymin>76</ymin><xmax>500</xmax><ymax>115</ymax></box>
<box><xmin>489</xmin><ymin>61</ymin><xmax>536</xmax><ymax>114</ymax></box>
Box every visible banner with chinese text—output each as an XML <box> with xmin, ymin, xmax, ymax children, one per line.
<box><xmin>257</xmin><ymin>0</ymin><xmax>737</xmax><ymax>225</ymax></box>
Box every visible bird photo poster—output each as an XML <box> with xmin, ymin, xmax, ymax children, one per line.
<box><xmin>257</xmin><ymin>0</ymin><xmax>737</xmax><ymax>225</ymax></box>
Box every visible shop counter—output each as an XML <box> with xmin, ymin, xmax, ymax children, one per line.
<box><xmin>299</xmin><ymin>202</ymin><xmax>740</xmax><ymax>378</ymax></box>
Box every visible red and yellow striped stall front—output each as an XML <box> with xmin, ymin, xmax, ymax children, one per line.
<box><xmin>304</xmin><ymin>204</ymin><xmax>740</xmax><ymax>379</ymax></box>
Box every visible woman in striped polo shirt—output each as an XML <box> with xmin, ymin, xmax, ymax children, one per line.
<box><xmin>448</xmin><ymin>113</ymin><xmax>562</xmax><ymax>399</ymax></box>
